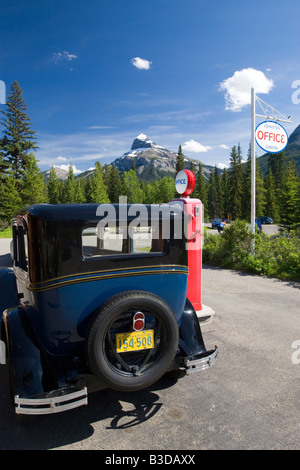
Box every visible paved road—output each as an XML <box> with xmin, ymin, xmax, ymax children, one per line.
<box><xmin>204</xmin><ymin>223</ymin><xmax>280</xmax><ymax>236</ymax></box>
<box><xmin>0</xmin><ymin>239</ymin><xmax>299</xmax><ymax>450</ymax></box>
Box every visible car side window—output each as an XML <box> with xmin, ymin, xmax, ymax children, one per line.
<box><xmin>12</xmin><ymin>223</ymin><xmax>28</xmax><ymax>272</ymax></box>
<box><xmin>82</xmin><ymin>225</ymin><xmax>164</xmax><ymax>258</ymax></box>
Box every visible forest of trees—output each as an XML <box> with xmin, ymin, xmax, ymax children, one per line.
<box><xmin>0</xmin><ymin>81</ymin><xmax>299</xmax><ymax>230</ymax></box>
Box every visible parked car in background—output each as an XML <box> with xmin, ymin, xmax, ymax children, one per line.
<box><xmin>257</xmin><ymin>216</ymin><xmax>274</xmax><ymax>224</ymax></box>
<box><xmin>211</xmin><ymin>218</ymin><xmax>222</xmax><ymax>229</ymax></box>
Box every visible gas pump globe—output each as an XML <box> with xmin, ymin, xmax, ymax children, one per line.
<box><xmin>169</xmin><ymin>170</ymin><xmax>203</xmax><ymax>314</ymax></box>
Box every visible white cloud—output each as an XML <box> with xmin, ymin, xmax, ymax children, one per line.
<box><xmin>219</xmin><ymin>144</ymin><xmax>230</xmax><ymax>150</ymax></box>
<box><xmin>54</xmin><ymin>164</ymin><xmax>82</xmax><ymax>174</ymax></box>
<box><xmin>217</xmin><ymin>162</ymin><xmax>228</xmax><ymax>169</ymax></box>
<box><xmin>219</xmin><ymin>68</ymin><xmax>274</xmax><ymax>111</ymax></box>
<box><xmin>182</xmin><ymin>139</ymin><xmax>212</xmax><ymax>153</ymax></box>
<box><xmin>52</xmin><ymin>50</ymin><xmax>78</xmax><ymax>64</ymax></box>
<box><xmin>131</xmin><ymin>57</ymin><xmax>152</xmax><ymax>70</ymax></box>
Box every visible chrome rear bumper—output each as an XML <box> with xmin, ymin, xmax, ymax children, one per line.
<box><xmin>184</xmin><ymin>346</ymin><xmax>218</xmax><ymax>374</ymax></box>
<box><xmin>15</xmin><ymin>386</ymin><xmax>88</xmax><ymax>415</ymax></box>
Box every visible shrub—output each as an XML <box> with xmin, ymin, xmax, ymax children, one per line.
<box><xmin>203</xmin><ymin>220</ymin><xmax>300</xmax><ymax>281</ymax></box>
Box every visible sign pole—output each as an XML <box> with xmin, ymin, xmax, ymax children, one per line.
<box><xmin>250</xmin><ymin>87</ymin><xmax>256</xmax><ymax>254</ymax></box>
<box><xmin>250</xmin><ymin>88</ymin><xmax>291</xmax><ymax>255</ymax></box>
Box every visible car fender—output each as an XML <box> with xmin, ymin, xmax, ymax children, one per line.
<box><xmin>178</xmin><ymin>299</ymin><xmax>206</xmax><ymax>356</ymax></box>
<box><xmin>4</xmin><ymin>306</ymin><xmax>53</xmax><ymax>399</ymax></box>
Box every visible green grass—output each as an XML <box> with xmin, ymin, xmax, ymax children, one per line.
<box><xmin>0</xmin><ymin>227</ymin><xmax>12</xmax><ymax>238</ymax></box>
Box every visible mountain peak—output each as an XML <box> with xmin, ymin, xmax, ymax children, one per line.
<box><xmin>131</xmin><ymin>133</ymin><xmax>155</xmax><ymax>150</ymax></box>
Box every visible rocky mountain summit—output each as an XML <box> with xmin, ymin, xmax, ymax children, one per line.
<box><xmin>112</xmin><ymin>133</ymin><xmax>214</xmax><ymax>183</ymax></box>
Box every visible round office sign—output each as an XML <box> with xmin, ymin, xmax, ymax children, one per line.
<box><xmin>175</xmin><ymin>169</ymin><xmax>196</xmax><ymax>197</ymax></box>
<box><xmin>255</xmin><ymin>121</ymin><xmax>288</xmax><ymax>154</ymax></box>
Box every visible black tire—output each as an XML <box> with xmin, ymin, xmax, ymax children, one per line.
<box><xmin>86</xmin><ymin>291</ymin><xmax>179</xmax><ymax>392</ymax></box>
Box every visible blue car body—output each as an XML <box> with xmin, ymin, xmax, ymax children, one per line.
<box><xmin>0</xmin><ymin>203</ymin><xmax>217</xmax><ymax>416</ymax></box>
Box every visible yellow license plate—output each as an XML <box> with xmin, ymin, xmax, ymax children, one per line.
<box><xmin>116</xmin><ymin>330</ymin><xmax>154</xmax><ymax>353</ymax></box>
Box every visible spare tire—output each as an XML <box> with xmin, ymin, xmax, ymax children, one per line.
<box><xmin>86</xmin><ymin>291</ymin><xmax>179</xmax><ymax>392</ymax></box>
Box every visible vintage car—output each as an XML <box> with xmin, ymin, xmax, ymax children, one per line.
<box><xmin>0</xmin><ymin>202</ymin><xmax>217</xmax><ymax>416</ymax></box>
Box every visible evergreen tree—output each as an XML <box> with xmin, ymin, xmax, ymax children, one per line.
<box><xmin>154</xmin><ymin>177</ymin><xmax>175</xmax><ymax>203</ymax></box>
<box><xmin>108</xmin><ymin>165</ymin><xmax>122</xmax><ymax>203</ymax></box>
<box><xmin>176</xmin><ymin>145</ymin><xmax>185</xmax><ymax>172</ymax></box>
<box><xmin>242</xmin><ymin>143</ymin><xmax>252</xmax><ymax>220</ymax></box>
<box><xmin>0</xmin><ymin>81</ymin><xmax>37</xmax><ymax>184</ymax></box>
<box><xmin>122</xmin><ymin>169</ymin><xmax>144</xmax><ymax>203</ymax></box>
<box><xmin>214</xmin><ymin>166</ymin><xmax>223</xmax><ymax>217</ymax></box>
<box><xmin>21</xmin><ymin>152</ymin><xmax>45</xmax><ymax>205</ymax></box>
<box><xmin>195</xmin><ymin>162</ymin><xmax>208</xmax><ymax>217</ymax></box>
<box><xmin>228</xmin><ymin>144</ymin><xmax>243</xmax><ymax>219</ymax></box>
<box><xmin>64</xmin><ymin>165</ymin><xmax>76</xmax><ymax>203</ymax></box>
<box><xmin>221</xmin><ymin>168</ymin><xmax>230</xmax><ymax>220</ymax></box>
<box><xmin>47</xmin><ymin>166</ymin><xmax>60</xmax><ymax>203</ymax></box>
<box><xmin>0</xmin><ymin>170</ymin><xmax>22</xmax><ymax>222</ymax></box>
<box><xmin>0</xmin><ymin>138</ymin><xmax>8</xmax><ymax>176</ymax></box>
<box><xmin>85</xmin><ymin>176</ymin><xmax>93</xmax><ymax>203</ymax></box>
<box><xmin>207</xmin><ymin>170</ymin><xmax>217</xmax><ymax>219</ymax></box>
<box><xmin>265</xmin><ymin>168</ymin><xmax>279</xmax><ymax>222</ymax></box>
<box><xmin>132</xmin><ymin>158</ymin><xmax>136</xmax><ymax>172</ymax></box>
<box><xmin>90</xmin><ymin>161</ymin><xmax>110</xmax><ymax>203</ymax></box>
<box><xmin>279</xmin><ymin>160</ymin><xmax>300</xmax><ymax>227</ymax></box>
<box><xmin>143</xmin><ymin>182</ymin><xmax>157</xmax><ymax>204</ymax></box>
<box><xmin>74</xmin><ymin>179</ymin><xmax>86</xmax><ymax>203</ymax></box>
<box><xmin>268</xmin><ymin>151</ymin><xmax>287</xmax><ymax>186</ymax></box>
<box><xmin>255</xmin><ymin>163</ymin><xmax>266</xmax><ymax>218</ymax></box>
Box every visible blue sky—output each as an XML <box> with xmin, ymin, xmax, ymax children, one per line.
<box><xmin>1</xmin><ymin>0</ymin><xmax>300</xmax><ymax>173</ymax></box>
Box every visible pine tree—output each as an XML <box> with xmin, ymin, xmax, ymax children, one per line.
<box><xmin>154</xmin><ymin>177</ymin><xmax>175</xmax><ymax>203</ymax></box>
<box><xmin>265</xmin><ymin>168</ymin><xmax>279</xmax><ymax>222</ymax></box>
<box><xmin>255</xmin><ymin>163</ymin><xmax>266</xmax><ymax>218</ymax></box>
<box><xmin>207</xmin><ymin>170</ymin><xmax>217</xmax><ymax>219</ymax></box>
<box><xmin>0</xmin><ymin>170</ymin><xmax>22</xmax><ymax>222</ymax></box>
<box><xmin>108</xmin><ymin>165</ymin><xmax>122</xmax><ymax>203</ymax></box>
<box><xmin>47</xmin><ymin>166</ymin><xmax>60</xmax><ymax>203</ymax></box>
<box><xmin>0</xmin><ymin>138</ymin><xmax>8</xmax><ymax>176</ymax></box>
<box><xmin>221</xmin><ymin>168</ymin><xmax>230</xmax><ymax>220</ymax></box>
<box><xmin>242</xmin><ymin>143</ymin><xmax>252</xmax><ymax>221</ymax></box>
<box><xmin>176</xmin><ymin>145</ymin><xmax>185</xmax><ymax>172</ymax></box>
<box><xmin>74</xmin><ymin>179</ymin><xmax>86</xmax><ymax>203</ymax></box>
<box><xmin>195</xmin><ymin>162</ymin><xmax>208</xmax><ymax>217</ymax></box>
<box><xmin>85</xmin><ymin>176</ymin><xmax>93</xmax><ymax>203</ymax></box>
<box><xmin>90</xmin><ymin>162</ymin><xmax>110</xmax><ymax>203</ymax></box>
<box><xmin>21</xmin><ymin>152</ymin><xmax>45</xmax><ymax>205</ymax></box>
<box><xmin>228</xmin><ymin>144</ymin><xmax>243</xmax><ymax>219</ymax></box>
<box><xmin>64</xmin><ymin>165</ymin><xmax>76</xmax><ymax>203</ymax></box>
<box><xmin>0</xmin><ymin>81</ymin><xmax>37</xmax><ymax>184</ymax></box>
<box><xmin>268</xmin><ymin>151</ymin><xmax>287</xmax><ymax>186</ymax></box>
<box><xmin>214</xmin><ymin>166</ymin><xmax>223</xmax><ymax>217</ymax></box>
<box><xmin>122</xmin><ymin>169</ymin><xmax>144</xmax><ymax>203</ymax></box>
<box><xmin>279</xmin><ymin>160</ymin><xmax>300</xmax><ymax>227</ymax></box>
<box><xmin>143</xmin><ymin>183</ymin><xmax>157</xmax><ymax>204</ymax></box>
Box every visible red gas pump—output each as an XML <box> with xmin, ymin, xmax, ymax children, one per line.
<box><xmin>169</xmin><ymin>170</ymin><xmax>203</xmax><ymax>313</ymax></box>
